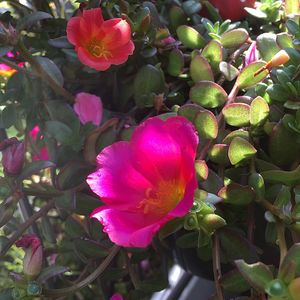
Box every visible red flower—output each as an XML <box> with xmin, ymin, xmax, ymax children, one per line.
<box><xmin>66</xmin><ymin>8</ymin><xmax>135</xmax><ymax>71</ymax></box>
<box><xmin>209</xmin><ymin>0</ymin><xmax>255</xmax><ymax>21</ymax></box>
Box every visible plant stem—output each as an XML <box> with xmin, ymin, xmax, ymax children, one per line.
<box><xmin>17</xmin><ymin>41</ymin><xmax>75</xmax><ymax>103</ymax></box>
<box><xmin>43</xmin><ymin>245</ymin><xmax>120</xmax><ymax>298</ymax></box>
<box><xmin>276</xmin><ymin>221</ymin><xmax>287</xmax><ymax>267</ymax></box>
<box><xmin>0</xmin><ymin>199</ymin><xmax>55</xmax><ymax>258</ymax></box>
<box><xmin>212</xmin><ymin>233</ymin><xmax>224</xmax><ymax>300</ymax></box>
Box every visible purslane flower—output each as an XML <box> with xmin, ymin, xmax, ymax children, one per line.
<box><xmin>110</xmin><ymin>294</ymin><xmax>123</xmax><ymax>300</ymax></box>
<box><xmin>74</xmin><ymin>92</ymin><xmax>103</xmax><ymax>126</ymax></box>
<box><xmin>30</xmin><ymin>126</ymin><xmax>49</xmax><ymax>161</ymax></box>
<box><xmin>0</xmin><ymin>51</ymin><xmax>24</xmax><ymax>77</ymax></box>
<box><xmin>0</xmin><ymin>137</ymin><xmax>25</xmax><ymax>175</ymax></box>
<box><xmin>66</xmin><ymin>8</ymin><xmax>135</xmax><ymax>71</ymax></box>
<box><xmin>87</xmin><ymin>116</ymin><xmax>199</xmax><ymax>248</ymax></box>
<box><xmin>16</xmin><ymin>234</ymin><xmax>43</xmax><ymax>278</ymax></box>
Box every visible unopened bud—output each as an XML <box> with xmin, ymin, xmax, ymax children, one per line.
<box><xmin>254</xmin><ymin>50</ymin><xmax>290</xmax><ymax>76</ymax></box>
<box><xmin>201</xmin><ymin>214</ymin><xmax>226</xmax><ymax>234</ymax></box>
<box><xmin>184</xmin><ymin>213</ymin><xmax>199</xmax><ymax>230</ymax></box>
<box><xmin>16</xmin><ymin>235</ymin><xmax>43</xmax><ymax>279</ymax></box>
<box><xmin>27</xmin><ymin>281</ymin><xmax>42</xmax><ymax>296</ymax></box>
<box><xmin>0</xmin><ymin>138</ymin><xmax>25</xmax><ymax>175</ymax></box>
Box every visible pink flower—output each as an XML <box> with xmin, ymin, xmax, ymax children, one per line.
<box><xmin>66</xmin><ymin>8</ymin><xmax>135</xmax><ymax>71</ymax></box>
<box><xmin>0</xmin><ymin>137</ymin><xmax>25</xmax><ymax>175</ymax></box>
<box><xmin>0</xmin><ymin>51</ymin><xmax>24</xmax><ymax>77</ymax></box>
<box><xmin>30</xmin><ymin>126</ymin><xmax>49</xmax><ymax>161</ymax></box>
<box><xmin>110</xmin><ymin>294</ymin><xmax>123</xmax><ymax>300</ymax></box>
<box><xmin>245</xmin><ymin>42</ymin><xmax>259</xmax><ymax>66</ymax></box>
<box><xmin>16</xmin><ymin>234</ymin><xmax>43</xmax><ymax>278</ymax></box>
<box><xmin>74</xmin><ymin>92</ymin><xmax>103</xmax><ymax>126</ymax></box>
<box><xmin>87</xmin><ymin>116</ymin><xmax>199</xmax><ymax>248</ymax></box>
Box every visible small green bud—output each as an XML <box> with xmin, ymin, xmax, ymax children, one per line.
<box><xmin>27</xmin><ymin>281</ymin><xmax>41</xmax><ymax>296</ymax></box>
<box><xmin>266</xmin><ymin>279</ymin><xmax>288</xmax><ymax>297</ymax></box>
<box><xmin>201</xmin><ymin>214</ymin><xmax>226</xmax><ymax>234</ymax></box>
<box><xmin>184</xmin><ymin>213</ymin><xmax>198</xmax><ymax>230</ymax></box>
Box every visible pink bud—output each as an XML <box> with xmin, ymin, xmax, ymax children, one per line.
<box><xmin>16</xmin><ymin>234</ymin><xmax>43</xmax><ymax>278</ymax></box>
<box><xmin>29</xmin><ymin>126</ymin><xmax>49</xmax><ymax>161</ymax></box>
<box><xmin>74</xmin><ymin>92</ymin><xmax>103</xmax><ymax>126</ymax></box>
<box><xmin>0</xmin><ymin>137</ymin><xmax>25</xmax><ymax>175</ymax></box>
<box><xmin>110</xmin><ymin>293</ymin><xmax>123</xmax><ymax>300</ymax></box>
<box><xmin>245</xmin><ymin>42</ymin><xmax>258</xmax><ymax>66</ymax></box>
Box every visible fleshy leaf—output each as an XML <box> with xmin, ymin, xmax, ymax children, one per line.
<box><xmin>219</xmin><ymin>62</ymin><xmax>239</xmax><ymax>81</ymax></box>
<box><xmin>208</xmin><ymin>144</ymin><xmax>230</xmax><ymax>165</ymax></box>
<box><xmin>190</xmin><ymin>55</ymin><xmax>214</xmax><ymax>82</ymax></box>
<box><xmin>220</xmin><ymin>29</ymin><xmax>249</xmax><ymax>48</ymax></box>
<box><xmin>228</xmin><ymin>137</ymin><xmax>257</xmax><ymax>165</ymax></box>
<box><xmin>223</xmin><ymin>103</ymin><xmax>250</xmax><ymax>127</ymax></box>
<box><xmin>168</xmin><ymin>49</ymin><xmax>184</xmax><ymax>76</ymax></box>
<box><xmin>250</xmin><ymin>96</ymin><xmax>270</xmax><ymax>127</ymax></box>
<box><xmin>237</xmin><ymin>62</ymin><xmax>269</xmax><ymax>89</ymax></box>
<box><xmin>194</xmin><ymin>110</ymin><xmax>218</xmax><ymax>139</ymax></box>
<box><xmin>218</xmin><ymin>183</ymin><xmax>255</xmax><ymax>205</ymax></box>
<box><xmin>235</xmin><ymin>260</ymin><xmax>274</xmax><ymax>292</ymax></box>
<box><xmin>176</xmin><ymin>25</ymin><xmax>206</xmax><ymax>49</ymax></box>
<box><xmin>202</xmin><ymin>40</ymin><xmax>223</xmax><ymax>73</ymax></box>
<box><xmin>190</xmin><ymin>81</ymin><xmax>227</xmax><ymax>108</ymax></box>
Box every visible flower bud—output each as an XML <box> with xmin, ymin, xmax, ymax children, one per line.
<box><xmin>16</xmin><ymin>235</ymin><xmax>43</xmax><ymax>278</ymax></box>
<box><xmin>245</xmin><ymin>42</ymin><xmax>258</xmax><ymax>66</ymax></box>
<box><xmin>269</xmin><ymin>50</ymin><xmax>290</xmax><ymax>68</ymax></box>
<box><xmin>0</xmin><ymin>22</ymin><xmax>18</xmax><ymax>45</ymax></box>
<box><xmin>74</xmin><ymin>92</ymin><xmax>103</xmax><ymax>126</ymax></box>
<box><xmin>0</xmin><ymin>138</ymin><xmax>25</xmax><ymax>175</ymax></box>
<box><xmin>110</xmin><ymin>293</ymin><xmax>123</xmax><ymax>300</ymax></box>
<box><xmin>201</xmin><ymin>214</ymin><xmax>226</xmax><ymax>234</ymax></box>
<box><xmin>27</xmin><ymin>281</ymin><xmax>42</xmax><ymax>296</ymax></box>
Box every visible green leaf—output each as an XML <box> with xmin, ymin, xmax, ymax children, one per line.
<box><xmin>167</xmin><ymin>49</ymin><xmax>184</xmax><ymax>76</ymax></box>
<box><xmin>74</xmin><ymin>239</ymin><xmax>109</xmax><ymax>258</ymax></box>
<box><xmin>250</xmin><ymin>96</ymin><xmax>270</xmax><ymax>127</ymax></box>
<box><xmin>218</xmin><ymin>183</ymin><xmax>255</xmax><ymax>205</ymax></box>
<box><xmin>220</xmin><ymin>29</ymin><xmax>249</xmax><ymax>48</ymax></box>
<box><xmin>176</xmin><ymin>25</ymin><xmax>206</xmax><ymax>49</ymax></box>
<box><xmin>159</xmin><ymin>218</ymin><xmax>183</xmax><ymax>239</ymax></box>
<box><xmin>190</xmin><ymin>81</ymin><xmax>227</xmax><ymax>108</ymax></box>
<box><xmin>235</xmin><ymin>260</ymin><xmax>274</xmax><ymax>292</ymax></box>
<box><xmin>228</xmin><ymin>137</ymin><xmax>257</xmax><ymax>165</ymax></box>
<box><xmin>17</xmin><ymin>161</ymin><xmax>55</xmax><ymax>182</ymax></box>
<box><xmin>276</xmin><ymin>33</ymin><xmax>293</xmax><ymax>49</ymax></box>
<box><xmin>279</xmin><ymin>244</ymin><xmax>300</xmax><ymax>282</ymax></box>
<box><xmin>0</xmin><ymin>105</ymin><xmax>16</xmax><ymax>128</ymax></box>
<box><xmin>222</xmin><ymin>129</ymin><xmax>249</xmax><ymax>144</ymax></box>
<box><xmin>202</xmin><ymin>40</ymin><xmax>223</xmax><ymax>73</ymax></box>
<box><xmin>219</xmin><ymin>228</ymin><xmax>258</xmax><ymax>262</ymax></box>
<box><xmin>177</xmin><ymin>104</ymin><xmax>203</xmax><ymax>121</ymax></box>
<box><xmin>48</xmin><ymin>36</ymin><xmax>72</xmax><ymax>48</ymax></box>
<box><xmin>75</xmin><ymin>193</ymin><xmax>101</xmax><ymax>215</ymax></box>
<box><xmin>17</xmin><ymin>11</ymin><xmax>53</xmax><ymax>31</ymax></box>
<box><xmin>248</xmin><ymin>173</ymin><xmax>265</xmax><ymax>200</ymax></box>
<box><xmin>237</xmin><ymin>62</ymin><xmax>269</xmax><ymax>90</ymax></box>
<box><xmin>208</xmin><ymin>144</ymin><xmax>230</xmax><ymax>165</ymax></box>
<box><xmin>220</xmin><ymin>269</ymin><xmax>251</xmax><ymax>293</ymax></box>
<box><xmin>182</xmin><ymin>0</ymin><xmax>202</xmax><ymax>15</ymax></box>
<box><xmin>134</xmin><ymin>64</ymin><xmax>165</xmax><ymax>108</ymax></box>
<box><xmin>256</xmin><ymin>33</ymin><xmax>281</xmax><ymax>61</ymax></box>
<box><xmin>223</xmin><ymin>103</ymin><xmax>250</xmax><ymax>127</ymax></box>
<box><xmin>194</xmin><ymin>110</ymin><xmax>218</xmax><ymax>139</ymax></box>
<box><xmin>169</xmin><ymin>6</ymin><xmax>186</xmax><ymax>30</ymax></box>
<box><xmin>201</xmin><ymin>214</ymin><xmax>226</xmax><ymax>233</ymax></box>
<box><xmin>35</xmin><ymin>57</ymin><xmax>64</xmax><ymax>86</ymax></box>
<box><xmin>195</xmin><ymin>160</ymin><xmax>209</xmax><ymax>181</ymax></box>
<box><xmin>261</xmin><ymin>165</ymin><xmax>300</xmax><ymax>186</ymax></box>
<box><xmin>219</xmin><ymin>62</ymin><xmax>239</xmax><ymax>81</ymax></box>
<box><xmin>190</xmin><ymin>55</ymin><xmax>214</xmax><ymax>82</ymax></box>
<box><xmin>45</xmin><ymin>120</ymin><xmax>73</xmax><ymax>143</ymax></box>
<box><xmin>37</xmin><ymin>266</ymin><xmax>68</xmax><ymax>283</ymax></box>
<box><xmin>56</xmin><ymin>161</ymin><xmax>93</xmax><ymax>190</ymax></box>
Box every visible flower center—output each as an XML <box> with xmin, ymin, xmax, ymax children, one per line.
<box><xmin>87</xmin><ymin>39</ymin><xmax>112</xmax><ymax>60</ymax></box>
<box><xmin>138</xmin><ymin>180</ymin><xmax>185</xmax><ymax>216</ymax></box>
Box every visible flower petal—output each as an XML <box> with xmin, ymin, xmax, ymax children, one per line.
<box><xmin>77</xmin><ymin>47</ymin><xmax>111</xmax><ymax>71</ymax></box>
<box><xmin>106</xmin><ymin>41</ymin><xmax>135</xmax><ymax>65</ymax></box>
<box><xmin>91</xmin><ymin>207</ymin><xmax>170</xmax><ymax>247</ymax></box>
<box><xmin>87</xmin><ymin>141</ymin><xmax>153</xmax><ymax>210</ymax></box>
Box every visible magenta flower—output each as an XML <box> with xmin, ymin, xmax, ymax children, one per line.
<box><xmin>16</xmin><ymin>234</ymin><xmax>43</xmax><ymax>278</ymax></box>
<box><xmin>30</xmin><ymin>126</ymin><xmax>49</xmax><ymax>161</ymax></box>
<box><xmin>0</xmin><ymin>137</ymin><xmax>25</xmax><ymax>175</ymax></box>
<box><xmin>74</xmin><ymin>92</ymin><xmax>103</xmax><ymax>126</ymax></box>
<box><xmin>110</xmin><ymin>294</ymin><xmax>123</xmax><ymax>300</ymax></box>
<box><xmin>0</xmin><ymin>51</ymin><xmax>24</xmax><ymax>77</ymax></box>
<box><xmin>245</xmin><ymin>41</ymin><xmax>258</xmax><ymax>66</ymax></box>
<box><xmin>87</xmin><ymin>116</ymin><xmax>199</xmax><ymax>248</ymax></box>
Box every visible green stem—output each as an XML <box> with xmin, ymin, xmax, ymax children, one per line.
<box><xmin>43</xmin><ymin>245</ymin><xmax>120</xmax><ymax>298</ymax></box>
<box><xmin>17</xmin><ymin>41</ymin><xmax>75</xmax><ymax>103</ymax></box>
<box><xmin>212</xmin><ymin>233</ymin><xmax>224</xmax><ymax>300</ymax></box>
<box><xmin>276</xmin><ymin>221</ymin><xmax>287</xmax><ymax>267</ymax></box>
<box><xmin>0</xmin><ymin>199</ymin><xmax>55</xmax><ymax>258</ymax></box>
